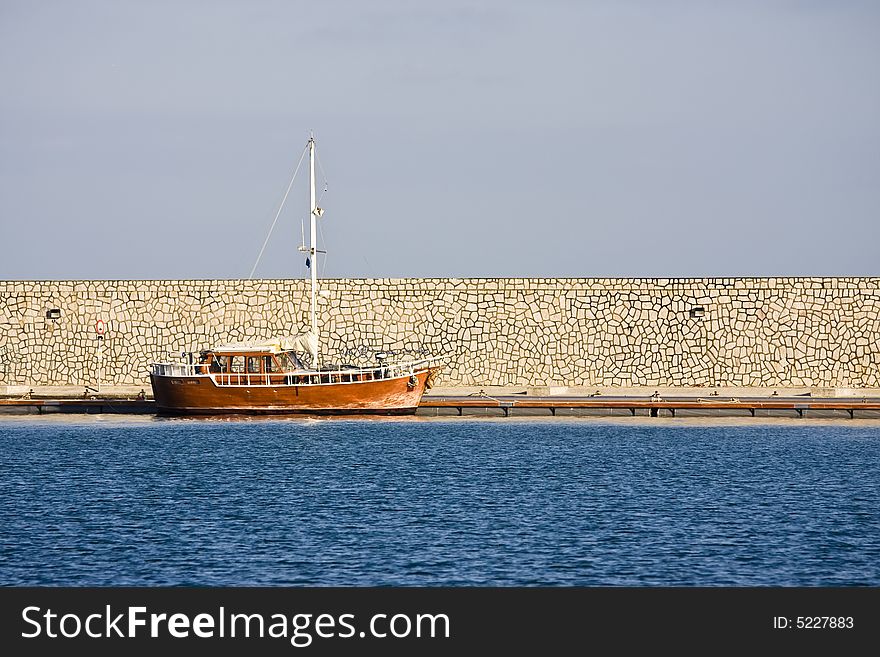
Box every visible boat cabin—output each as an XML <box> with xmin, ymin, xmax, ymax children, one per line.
<box><xmin>192</xmin><ymin>345</ymin><xmax>397</xmax><ymax>387</ymax></box>
<box><xmin>198</xmin><ymin>348</ymin><xmax>303</xmax><ymax>375</ymax></box>
<box><xmin>194</xmin><ymin>346</ymin><xmax>304</xmax><ymax>385</ymax></box>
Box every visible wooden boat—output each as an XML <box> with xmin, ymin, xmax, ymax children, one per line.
<box><xmin>150</xmin><ymin>135</ymin><xmax>442</xmax><ymax>415</ymax></box>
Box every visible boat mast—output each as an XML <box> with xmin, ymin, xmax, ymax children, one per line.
<box><xmin>308</xmin><ymin>135</ymin><xmax>319</xmax><ymax>366</ymax></box>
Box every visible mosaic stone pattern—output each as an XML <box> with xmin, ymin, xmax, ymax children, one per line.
<box><xmin>1</xmin><ymin>278</ymin><xmax>878</xmax><ymax>387</ymax></box>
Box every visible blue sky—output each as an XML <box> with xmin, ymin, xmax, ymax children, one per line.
<box><xmin>1</xmin><ymin>0</ymin><xmax>878</xmax><ymax>279</ymax></box>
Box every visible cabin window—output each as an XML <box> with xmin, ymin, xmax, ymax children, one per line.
<box><xmin>264</xmin><ymin>356</ymin><xmax>279</xmax><ymax>373</ymax></box>
<box><xmin>277</xmin><ymin>352</ymin><xmax>297</xmax><ymax>371</ymax></box>
<box><xmin>214</xmin><ymin>355</ymin><xmax>229</xmax><ymax>373</ymax></box>
<box><xmin>230</xmin><ymin>356</ymin><xmax>245</xmax><ymax>373</ymax></box>
<box><xmin>247</xmin><ymin>356</ymin><xmax>261</xmax><ymax>374</ymax></box>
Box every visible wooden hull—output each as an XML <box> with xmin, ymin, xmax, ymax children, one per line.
<box><xmin>150</xmin><ymin>368</ymin><xmax>438</xmax><ymax>415</ymax></box>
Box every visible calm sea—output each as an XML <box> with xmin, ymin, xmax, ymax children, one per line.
<box><xmin>1</xmin><ymin>416</ymin><xmax>878</xmax><ymax>586</ymax></box>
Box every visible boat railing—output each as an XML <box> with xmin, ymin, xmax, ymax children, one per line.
<box><xmin>152</xmin><ymin>356</ymin><xmax>443</xmax><ymax>387</ymax></box>
<box><xmin>151</xmin><ymin>362</ymin><xmax>204</xmax><ymax>377</ymax></box>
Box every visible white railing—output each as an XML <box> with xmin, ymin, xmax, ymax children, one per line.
<box><xmin>152</xmin><ymin>356</ymin><xmax>443</xmax><ymax>388</ymax></box>
<box><xmin>152</xmin><ymin>362</ymin><xmax>203</xmax><ymax>376</ymax></box>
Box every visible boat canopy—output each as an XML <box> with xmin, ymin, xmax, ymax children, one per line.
<box><xmin>210</xmin><ymin>330</ymin><xmax>318</xmax><ymax>361</ymax></box>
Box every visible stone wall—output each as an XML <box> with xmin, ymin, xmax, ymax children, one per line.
<box><xmin>1</xmin><ymin>278</ymin><xmax>879</xmax><ymax>388</ymax></box>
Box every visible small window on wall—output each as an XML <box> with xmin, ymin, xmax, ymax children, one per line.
<box><xmin>230</xmin><ymin>356</ymin><xmax>245</xmax><ymax>373</ymax></box>
<box><xmin>689</xmin><ymin>306</ymin><xmax>706</xmax><ymax>319</ymax></box>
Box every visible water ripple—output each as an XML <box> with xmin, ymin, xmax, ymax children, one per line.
<box><xmin>0</xmin><ymin>417</ymin><xmax>878</xmax><ymax>586</ymax></box>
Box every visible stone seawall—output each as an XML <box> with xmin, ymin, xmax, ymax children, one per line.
<box><xmin>1</xmin><ymin>278</ymin><xmax>879</xmax><ymax>388</ymax></box>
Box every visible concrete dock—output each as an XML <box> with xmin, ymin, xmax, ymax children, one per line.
<box><xmin>2</xmin><ymin>385</ymin><xmax>880</xmax><ymax>418</ymax></box>
<box><xmin>417</xmin><ymin>394</ymin><xmax>880</xmax><ymax>418</ymax></box>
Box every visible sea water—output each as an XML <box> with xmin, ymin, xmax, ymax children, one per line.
<box><xmin>1</xmin><ymin>416</ymin><xmax>878</xmax><ymax>586</ymax></box>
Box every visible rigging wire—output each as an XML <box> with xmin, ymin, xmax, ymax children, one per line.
<box><xmin>315</xmin><ymin>147</ymin><xmax>329</xmax><ymax>278</ymax></box>
<box><xmin>315</xmin><ymin>149</ymin><xmax>329</xmax><ymax>204</ymax></box>
<box><xmin>318</xmin><ymin>216</ymin><xmax>328</xmax><ymax>279</ymax></box>
<box><xmin>248</xmin><ymin>143</ymin><xmax>309</xmax><ymax>279</ymax></box>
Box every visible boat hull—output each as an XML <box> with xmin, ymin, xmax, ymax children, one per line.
<box><xmin>150</xmin><ymin>368</ymin><xmax>438</xmax><ymax>415</ymax></box>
